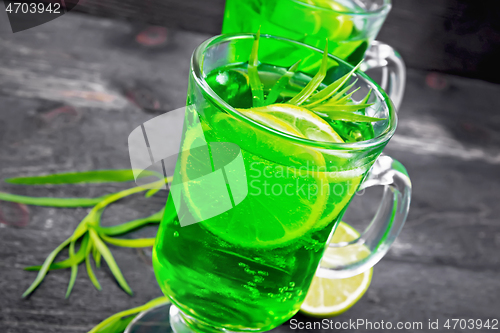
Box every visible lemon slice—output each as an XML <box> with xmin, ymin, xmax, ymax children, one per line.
<box><xmin>306</xmin><ymin>0</ymin><xmax>354</xmax><ymax>41</ymax></box>
<box><xmin>315</xmin><ymin>168</ymin><xmax>365</xmax><ymax>231</ymax></box>
<box><xmin>243</xmin><ymin>108</ymin><xmax>309</xmax><ymax>139</ymax></box>
<box><xmin>177</xmin><ymin>99</ymin><xmax>357</xmax><ymax>248</ymax></box>
<box><xmin>300</xmin><ymin>221</ymin><xmax>372</xmax><ymax>317</ymax></box>
<box><xmin>199</xmin><ymin>166</ymin><xmax>329</xmax><ymax>248</ymax></box>
<box><xmin>176</xmin><ymin>113</ymin><xmax>329</xmax><ymax>248</ymax></box>
<box><xmin>179</xmin><ymin>101</ymin><xmax>342</xmax><ymax>248</ymax></box>
<box><xmin>242</xmin><ymin>103</ymin><xmax>344</xmax><ymax>143</ymax></box>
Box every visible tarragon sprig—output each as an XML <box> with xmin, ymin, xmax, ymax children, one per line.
<box><xmin>244</xmin><ymin>33</ymin><xmax>383</xmax><ymax>125</ymax></box>
<box><xmin>248</xmin><ymin>29</ymin><xmax>265</xmax><ymax>107</ymax></box>
<box><xmin>0</xmin><ymin>169</ymin><xmax>171</xmax><ymax>298</ymax></box>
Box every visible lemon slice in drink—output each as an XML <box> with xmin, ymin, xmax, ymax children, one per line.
<box><xmin>315</xmin><ymin>168</ymin><xmax>366</xmax><ymax>230</ymax></box>
<box><xmin>300</xmin><ymin>221</ymin><xmax>372</xmax><ymax>317</ymax></box>
<box><xmin>246</xmin><ymin>103</ymin><xmax>344</xmax><ymax>143</ymax></box>
<box><xmin>242</xmin><ymin>104</ymin><xmax>367</xmax><ymax>234</ymax></box>
<box><xmin>188</xmin><ymin>109</ymin><xmax>330</xmax><ymax>248</ymax></box>
<box><xmin>305</xmin><ymin>0</ymin><xmax>353</xmax><ymax>41</ymax></box>
<box><xmin>178</xmin><ymin>103</ymin><xmax>347</xmax><ymax>248</ymax></box>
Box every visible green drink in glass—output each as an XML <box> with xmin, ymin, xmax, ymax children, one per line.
<box><xmin>144</xmin><ymin>34</ymin><xmax>411</xmax><ymax>333</ymax></box>
<box><xmin>223</xmin><ymin>0</ymin><xmax>390</xmax><ymax>65</ymax></box>
<box><xmin>222</xmin><ymin>0</ymin><xmax>406</xmax><ymax>109</ymax></box>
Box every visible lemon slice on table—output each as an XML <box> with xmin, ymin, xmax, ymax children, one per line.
<box><xmin>300</xmin><ymin>221</ymin><xmax>372</xmax><ymax>317</ymax></box>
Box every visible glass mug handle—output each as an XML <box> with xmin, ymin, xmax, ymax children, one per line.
<box><xmin>361</xmin><ymin>41</ymin><xmax>406</xmax><ymax>111</ymax></box>
<box><xmin>317</xmin><ymin>154</ymin><xmax>412</xmax><ymax>279</ymax></box>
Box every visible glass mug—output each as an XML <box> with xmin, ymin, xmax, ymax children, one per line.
<box><xmin>222</xmin><ymin>0</ymin><xmax>406</xmax><ymax>109</ymax></box>
<box><xmin>126</xmin><ymin>34</ymin><xmax>411</xmax><ymax>333</ymax></box>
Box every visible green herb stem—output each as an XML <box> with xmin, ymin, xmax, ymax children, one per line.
<box><xmin>25</xmin><ymin>235</ymin><xmax>89</xmax><ymax>271</ymax></box>
<box><xmin>0</xmin><ymin>192</ymin><xmax>109</xmax><ymax>207</ymax></box>
<box><xmin>325</xmin><ymin>80</ymin><xmax>358</xmax><ymax>104</ymax></box>
<box><xmin>304</xmin><ymin>61</ymin><xmax>362</xmax><ymax>107</ymax></box>
<box><xmin>89</xmin><ymin>229</ymin><xmax>133</xmax><ymax>296</ymax></box>
<box><xmin>248</xmin><ymin>29</ymin><xmax>265</xmax><ymax>107</ymax></box>
<box><xmin>85</xmin><ymin>240</ymin><xmax>102</xmax><ymax>291</ymax></box>
<box><xmin>312</xmin><ymin>104</ymin><xmax>374</xmax><ymax>112</ymax></box>
<box><xmin>65</xmin><ymin>238</ymin><xmax>80</xmax><ymax>298</ymax></box>
<box><xmin>5</xmin><ymin>169</ymin><xmax>157</xmax><ymax>185</ymax></box>
<box><xmin>288</xmin><ymin>42</ymin><xmax>329</xmax><ymax>106</ymax></box>
<box><xmin>101</xmin><ymin>234</ymin><xmax>155</xmax><ymax>248</ymax></box>
<box><xmin>264</xmin><ymin>60</ymin><xmax>301</xmax><ymax>105</ymax></box>
<box><xmin>96</xmin><ymin>209</ymin><xmax>164</xmax><ymax>236</ymax></box>
<box><xmin>88</xmin><ymin>296</ymin><xmax>170</xmax><ymax>333</ymax></box>
<box><xmin>315</xmin><ymin>111</ymin><xmax>385</xmax><ymax>122</ymax></box>
<box><xmin>22</xmin><ymin>237</ymin><xmax>72</xmax><ymax>297</ymax></box>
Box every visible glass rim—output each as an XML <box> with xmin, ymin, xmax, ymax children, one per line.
<box><xmin>191</xmin><ymin>33</ymin><xmax>397</xmax><ymax>151</ymax></box>
<box><xmin>287</xmin><ymin>0</ymin><xmax>391</xmax><ymax>17</ymax></box>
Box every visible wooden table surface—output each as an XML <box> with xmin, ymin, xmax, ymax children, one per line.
<box><xmin>0</xmin><ymin>12</ymin><xmax>499</xmax><ymax>333</ymax></box>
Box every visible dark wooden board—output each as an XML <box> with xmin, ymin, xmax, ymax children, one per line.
<box><xmin>0</xmin><ymin>12</ymin><xmax>499</xmax><ymax>333</ymax></box>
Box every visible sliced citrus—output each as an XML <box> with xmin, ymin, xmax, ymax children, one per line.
<box><xmin>176</xmin><ymin>116</ymin><xmax>214</xmax><ymax>221</ymax></box>
<box><xmin>305</xmin><ymin>0</ymin><xmax>354</xmax><ymax>41</ymax></box>
<box><xmin>243</xmin><ymin>103</ymin><xmax>344</xmax><ymax>143</ymax></box>
<box><xmin>199</xmin><ymin>162</ymin><xmax>330</xmax><ymax>248</ymax></box>
<box><xmin>316</xmin><ymin>167</ymin><xmax>366</xmax><ymax>229</ymax></box>
<box><xmin>176</xmin><ymin>94</ymin><xmax>360</xmax><ymax>249</ymax></box>
<box><xmin>175</xmin><ymin>113</ymin><xmax>329</xmax><ymax>248</ymax></box>
<box><xmin>300</xmin><ymin>221</ymin><xmax>372</xmax><ymax>317</ymax></box>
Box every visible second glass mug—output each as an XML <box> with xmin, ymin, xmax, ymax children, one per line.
<box><xmin>222</xmin><ymin>0</ymin><xmax>406</xmax><ymax>109</ymax></box>
<box><xmin>127</xmin><ymin>34</ymin><xmax>412</xmax><ymax>333</ymax></box>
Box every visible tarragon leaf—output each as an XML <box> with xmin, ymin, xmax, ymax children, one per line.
<box><xmin>329</xmin><ymin>86</ymin><xmax>361</xmax><ymax>105</ymax></box>
<box><xmin>24</xmin><ymin>235</ymin><xmax>89</xmax><ymax>271</ymax></box>
<box><xmin>264</xmin><ymin>60</ymin><xmax>301</xmax><ymax>106</ymax></box>
<box><xmin>144</xmin><ymin>176</ymin><xmax>171</xmax><ymax>198</ymax></box>
<box><xmin>90</xmin><ymin>229</ymin><xmax>133</xmax><ymax>296</ymax></box>
<box><xmin>90</xmin><ymin>315</ymin><xmax>136</xmax><ymax>333</ymax></box>
<box><xmin>65</xmin><ymin>238</ymin><xmax>79</xmax><ymax>298</ymax></box>
<box><xmin>101</xmin><ymin>234</ymin><xmax>155</xmax><ymax>248</ymax></box>
<box><xmin>93</xmin><ymin>247</ymin><xmax>102</xmax><ymax>269</ymax></box>
<box><xmin>316</xmin><ymin>111</ymin><xmax>385</xmax><ymax>122</ymax></box>
<box><xmin>313</xmin><ymin>103</ymin><xmax>374</xmax><ymax>112</ymax></box>
<box><xmin>88</xmin><ymin>296</ymin><xmax>170</xmax><ymax>333</ymax></box>
<box><xmin>85</xmin><ymin>239</ymin><xmax>102</xmax><ymax>291</ymax></box>
<box><xmin>22</xmin><ymin>237</ymin><xmax>72</xmax><ymax>297</ymax></box>
<box><xmin>145</xmin><ymin>188</ymin><xmax>161</xmax><ymax>198</ymax></box>
<box><xmin>248</xmin><ymin>29</ymin><xmax>264</xmax><ymax>107</ymax></box>
<box><xmin>324</xmin><ymin>80</ymin><xmax>359</xmax><ymax>105</ymax></box>
<box><xmin>97</xmin><ymin>209</ymin><xmax>164</xmax><ymax>236</ymax></box>
<box><xmin>304</xmin><ymin>61</ymin><xmax>362</xmax><ymax>107</ymax></box>
<box><xmin>82</xmin><ymin>180</ymin><xmax>159</xmax><ymax>231</ymax></box>
<box><xmin>288</xmin><ymin>42</ymin><xmax>329</xmax><ymax>106</ymax></box>
<box><xmin>5</xmin><ymin>169</ymin><xmax>160</xmax><ymax>185</ymax></box>
<box><xmin>0</xmin><ymin>192</ymin><xmax>109</xmax><ymax>207</ymax></box>
<box><xmin>360</xmin><ymin>88</ymin><xmax>373</xmax><ymax>105</ymax></box>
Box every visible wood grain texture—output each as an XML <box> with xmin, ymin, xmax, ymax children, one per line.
<box><xmin>0</xmin><ymin>12</ymin><xmax>499</xmax><ymax>333</ymax></box>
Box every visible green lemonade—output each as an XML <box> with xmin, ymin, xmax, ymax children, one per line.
<box><xmin>153</xmin><ymin>63</ymin><xmax>380</xmax><ymax>331</ymax></box>
<box><xmin>222</xmin><ymin>0</ymin><xmax>372</xmax><ymax>66</ymax></box>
